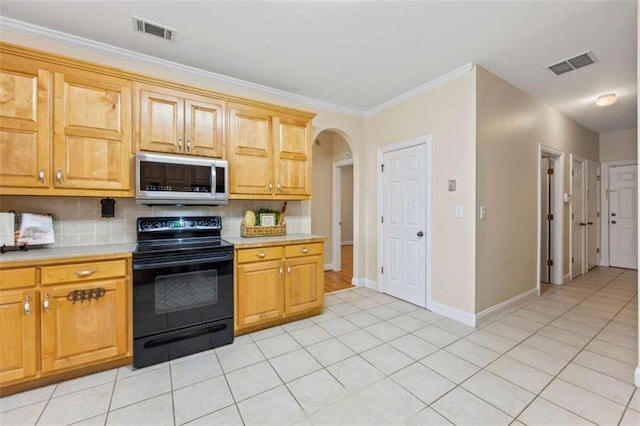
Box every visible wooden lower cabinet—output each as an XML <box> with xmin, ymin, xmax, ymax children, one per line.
<box><xmin>0</xmin><ymin>289</ymin><xmax>37</xmax><ymax>384</ymax></box>
<box><xmin>40</xmin><ymin>278</ymin><xmax>128</xmax><ymax>374</ymax></box>
<box><xmin>0</xmin><ymin>254</ymin><xmax>131</xmax><ymax>395</ymax></box>
<box><xmin>235</xmin><ymin>240</ymin><xmax>324</xmax><ymax>335</ymax></box>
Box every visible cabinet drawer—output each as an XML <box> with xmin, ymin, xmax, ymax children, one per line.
<box><xmin>0</xmin><ymin>268</ymin><xmax>37</xmax><ymax>290</ymax></box>
<box><xmin>236</xmin><ymin>246</ymin><xmax>283</xmax><ymax>264</ymax></box>
<box><xmin>41</xmin><ymin>260</ymin><xmax>127</xmax><ymax>285</ymax></box>
<box><xmin>284</xmin><ymin>243</ymin><xmax>323</xmax><ymax>258</ymax></box>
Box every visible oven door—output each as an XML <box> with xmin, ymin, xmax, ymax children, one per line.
<box><xmin>132</xmin><ymin>251</ymin><xmax>233</xmax><ymax>339</ymax></box>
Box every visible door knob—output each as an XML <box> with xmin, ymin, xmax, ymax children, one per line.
<box><xmin>588</xmin><ymin>222</ymin><xmax>594</xmax><ymax>225</ymax></box>
<box><xmin>611</xmin><ymin>213</ymin><xmax>617</xmax><ymax>216</ymax></box>
<box><xmin>611</xmin><ymin>220</ymin><xmax>617</xmax><ymax>224</ymax></box>
<box><xmin>417</xmin><ymin>231</ymin><xmax>424</xmax><ymax>237</ymax></box>
<box><xmin>580</xmin><ymin>222</ymin><xmax>587</xmax><ymax>226</ymax></box>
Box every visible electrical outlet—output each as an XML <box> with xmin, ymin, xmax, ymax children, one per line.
<box><xmin>480</xmin><ymin>206</ymin><xmax>487</xmax><ymax>219</ymax></box>
<box><xmin>455</xmin><ymin>206</ymin><xmax>463</xmax><ymax>218</ymax></box>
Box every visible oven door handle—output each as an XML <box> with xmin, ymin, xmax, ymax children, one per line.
<box><xmin>133</xmin><ymin>253</ymin><xmax>233</xmax><ymax>270</ymax></box>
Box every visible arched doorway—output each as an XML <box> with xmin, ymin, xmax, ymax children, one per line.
<box><xmin>311</xmin><ymin>128</ymin><xmax>357</xmax><ymax>293</ymax></box>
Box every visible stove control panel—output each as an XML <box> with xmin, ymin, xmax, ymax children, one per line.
<box><xmin>137</xmin><ymin>216</ymin><xmax>222</xmax><ymax>233</ymax></box>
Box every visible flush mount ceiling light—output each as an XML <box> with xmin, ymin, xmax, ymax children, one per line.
<box><xmin>595</xmin><ymin>93</ymin><xmax>617</xmax><ymax>107</ymax></box>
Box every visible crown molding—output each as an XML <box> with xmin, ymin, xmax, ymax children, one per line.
<box><xmin>364</xmin><ymin>62</ymin><xmax>475</xmax><ymax>117</ymax></box>
<box><xmin>1</xmin><ymin>17</ymin><xmax>473</xmax><ymax>120</ymax></box>
<box><xmin>0</xmin><ymin>17</ymin><xmax>363</xmax><ymax>118</ymax></box>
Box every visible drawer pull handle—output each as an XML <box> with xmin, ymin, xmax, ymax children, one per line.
<box><xmin>24</xmin><ymin>296</ymin><xmax>31</xmax><ymax>315</ymax></box>
<box><xmin>178</xmin><ymin>138</ymin><xmax>183</xmax><ymax>150</ymax></box>
<box><xmin>43</xmin><ymin>294</ymin><xmax>50</xmax><ymax>313</ymax></box>
<box><xmin>38</xmin><ymin>168</ymin><xmax>45</xmax><ymax>184</ymax></box>
<box><xmin>67</xmin><ymin>287</ymin><xmax>106</xmax><ymax>304</ymax></box>
<box><xmin>256</xmin><ymin>253</ymin><xmax>267</xmax><ymax>259</ymax></box>
<box><xmin>301</xmin><ymin>248</ymin><xmax>309</xmax><ymax>254</ymax></box>
<box><xmin>187</xmin><ymin>139</ymin><xmax>191</xmax><ymax>152</ymax></box>
<box><xmin>75</xmin><ymin>269</ymin><xmax>98</xmax><ymax>277</ymax></box>
<box><xmin>56</xmin><ymin>169</ymin><xmax>63</xmax><ymax>184</ymax></box>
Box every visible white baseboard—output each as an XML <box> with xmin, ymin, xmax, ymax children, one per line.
<box><xmin>635</xmin><ymin>366</ymin><xmax>640</xmax><ymax>387</ymax></box>
<box><xmin>360</xmin><ymin>278</ymin><xmax>379</xmax><ymax>291</ymax></box>
<box><xmin>324</xmin><ymin>263</ymin><xmax>333</xmax><ymax>271</ymax></box>
<box><xmin>341</xmin><ymin>241</ymin><xmax>353</xmax><ymax>246</ymax></box>
<box><xmin>476</xmin><ymin>288</ymin><xmax>538</xmax><ymax>327</ymax></box>
<box><xmin>430</xmin><ymin>301</ymin><xmax>476</xmax><ymax>327</ymax></box>
<box><xmin>563</xmin><ymin>273</ymin><xmax>572</xmax><ymax>284</ymax></box>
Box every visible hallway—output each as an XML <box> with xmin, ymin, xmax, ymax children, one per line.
<box><xmin>324</xmin><ymin>244</ymin><xmax>355</xmax><ymax>293</ymax></box>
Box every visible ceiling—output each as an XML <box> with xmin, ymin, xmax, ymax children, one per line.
<box><xmin>1</xmin><ymin>1</ymin><xmax>637</xmax><ymax>134</ymax></box>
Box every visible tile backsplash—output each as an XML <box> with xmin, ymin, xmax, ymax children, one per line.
<box><xmin>0</xmin><ymin>196</ymin><xmax>310</xmax><ymax>248</ymax></box>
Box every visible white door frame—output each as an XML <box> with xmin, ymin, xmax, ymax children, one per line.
<box><xmin>600</xmin><ymin>159</ymin><xmax>637</xmax><ymax>266</ymax></box>
<box><xmin>332</xmin><ymin>158</ymin><xmax>353</xmax><ymax>273</ymax></box>
<box><xmin>570</xmin><ymin>154</ymin><xmax>586</xmax><ymax>278</ymax></box>
<box><xmin>377</xmin><ymin>134</ymin><xmax>432</xmax><ymax>308</ymax></box>
<box><xmin>537</xmin><ymin>144</ymin><xmax>564</xmax><ymax>291</ymax></box>
<box><xmin>586</xmin><ymin>160</ymin><xmax>601</xmax><ymax>270</ymax></box>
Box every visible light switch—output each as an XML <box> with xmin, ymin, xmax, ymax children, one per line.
<box><xmin>480</xmin><ymin>206</ymin><xmax>487</xmax><ymax>219</ymax></box>
<box><xmin>448</xmin><ymin>180</ymin><xmax>456</xmax><ymax>191</ymax></box>
<box><xmin>455</xmin><ymin>206</ymin><xmax>463</xmax><ymax>218</ymax></box>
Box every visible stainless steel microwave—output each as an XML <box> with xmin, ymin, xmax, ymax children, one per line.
<box><xmin>135</xmin><ymin>152</ymin><xmax>228</xmax><ymax>205</ymax></box>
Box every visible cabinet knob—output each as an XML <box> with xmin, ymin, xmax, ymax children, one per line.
<box><xmin>24</xmin><ymin>296</ymin><xmax>31</xmax><ymax>315</ymax></box>
<box><xmin>276</xmin><ymin>182</ymin><xmax>281</xmax><ymax>192</ymax></box>
<box><xmin>287</xmin><ymin>266</ymin><xmax>291</xmax><ymax>274</ymax></box>
<box><xmin>268</xmin><ymin>182</ymin><xmax>273</xmax><ymax>191</ymax></box>
<box><xmin>256</xmin><ymin>252</ymin><xmax>267</xmax><ymax>259</ymax></box>
<box><xmin>187</xmin><ymin>139</ymin><xmax>191</xmax><ymax>152</ymax></box>
<box><xmin>279</xmin><ymin>265</ymin><xmax>283</xmax><ymax>275</ymax></box>
<box><xmin>43</xmin><ymin>294</ymin><xmax>50</xmax><ymax>313</ymax></box>
<box><xmin>38</xmin><ymin>168</ymin><xmax>46</xmax><ymax>184</ymax></box>
<box><xmin>55</xmin><ymin>169</ymin><xmax>63</xmax><ymax>184</ymax></box>
<box><xmin>178</xmin><ymin>138</ymin><xmax>183</xmax><ymax>150</ymax></box>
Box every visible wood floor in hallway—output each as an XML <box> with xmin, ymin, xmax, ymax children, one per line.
<box><xmin>324</xmin><ymin>244</ymin><xmax>355</xmax><ymax>293</ymax></box>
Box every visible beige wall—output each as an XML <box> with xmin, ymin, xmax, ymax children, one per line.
<box><xmin>364</xmin><ymin>72</ymin><xmax>477</xmax><ymax>314</ymax></box>
<box><xmin>599</xmin><ymin>128</ymin><xmax>637</xmax><ymax>162</ymax></box>
<box><xmin>341</xmin><ymin>165</ymin><xmax>354</xmax><ymax>243</ymax></box>
<box><xmin>475</xmin><ymin>66</ymin><xmax>599</xmax><ymax>312</ymax></box>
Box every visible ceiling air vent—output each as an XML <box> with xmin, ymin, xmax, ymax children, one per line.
<box><xmin>133</xmin><ymin>17</ymin><xmax>175</xmax><ymax>41</ymax></box>
<box><xmin>547</xmin><ymin>51</ymin><xmax>598</xmax><ymax>75</ymax></box>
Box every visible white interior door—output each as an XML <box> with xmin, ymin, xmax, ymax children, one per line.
<box><xmin>586</xmin><ymin>161</ymin><xmax>600</xmax><ymax>270</ymax></box>
<box><xmin>382</xmin><ymin>144</ymin><xmax>426</xmax><ymax>307</ymax></box>
<box><xmin>609</xmin><ymin>165</ymin><xmax>638</xmax><ymax>269</ymax></box>
<box><xmin>571</xmin><ymin>158</ymin><xmax>585</xmax><ymax>277</ymax></box>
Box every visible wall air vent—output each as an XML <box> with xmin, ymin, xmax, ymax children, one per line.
<box><xmin>547</xmin><ymin>51</ymin><xmax>598</xmax><ymax>75</ymax></box>
<box><xmin>133</xmin><ymin>17</ymin><xmax>175</xmax><ymax>41</ymax></box>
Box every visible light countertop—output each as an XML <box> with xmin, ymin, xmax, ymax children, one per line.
<box><xmin>0</xmin><ymin>243</ymin><xmax>135</xmax><ymax>265</ymax></box>
<box><xmin>224</xmin><ymin>233</ymin><xmax>326</xmax><ymax>249</ymax></box>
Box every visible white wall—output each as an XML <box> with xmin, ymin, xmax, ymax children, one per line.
<box><xmin>599</xmin><ymin>128</ymin><xmax>637</xmax><ymax>162</ymax></box>
<box><xmin>475</xmin><ymin>66</ymin><xmax>599</xmax><ymax>313</ymax></box>
<box><xmin>364</xmin><ymin>71</ymin><xmax>477</xmax><ymax>315</ymax></box>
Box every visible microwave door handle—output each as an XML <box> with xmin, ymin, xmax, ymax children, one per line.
<box><xmin>211</xmin><ymin>164</ymin><xmax>216</xmax><ymax>198</ymax></box>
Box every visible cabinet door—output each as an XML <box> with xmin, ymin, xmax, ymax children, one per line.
<box><xmin>0</xmin><ymin>289</ymin><xmax>37</xmax><ymax>385</ymax></box>
<box><xmin>40</xmin><ymin>278</ymin><xmax>128</xmax><ymax>373</ymax></box>
<box><xmin>274</xmin><ymin>114</ymin><xmax>311</xmax><ymax>196</ymax></box>
<box><xmin>53</xmin><ymin>69</ymin><xmax>132</xmax><ymax>191</ymax></box>
<box><xmin>185</xmin><ymin>97</ymin><xmax>224</xmax><ymax>158</ymax></box>
<box><xmin>285</xmin><ymin>255</ymin><xmax>323</xmax><ymax>315</ymax></box>
<box><xmin>236</xmin><ymin>260</ymin><xmax>284</xmax><ymax>327</ymax></box>
<box><xmin>227</xmin><ymin>103</ymin><xmax>273</xmax><ymax>196</ymax></box>
<box><xmin>138</xmin><ymin>85</ymin><xmax>184</xmax><ymax>154</ymax></box>
<box><xmin>0</xmin><ymin>55</ymin><xmax>50</xmax><ymax>188</ymax></box>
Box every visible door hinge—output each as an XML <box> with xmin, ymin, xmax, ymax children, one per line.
<box><xmin>546</xmin><ymin>259</ymin><xmax>553</xmax><ymax>266</ymax></box>
<box><xmin>547</xmin><ymin>214</ymin><xmax>554</xmax><ymax>220</ymax></box>
<box><xmin>572</xmin><ymin>257</ymin><xmax>575</xmax><ymax>264</ymax></box>
<box><xmin>597</xmin><ymin>175</ymin><xmax>600</xmax><ymax>181</ymax></box>
<box><xmin>597</xmin><ymin>212</ymin><xmax>600</xmax><ymax>218</ymax></box>
<box><xmin>381</xmin><ymin>164</ymin><xmax>384</xmax><ymax>173</ymax></box>
<box><xmin>381</xmin><ymin>266</ymin><xmax>384</xmax><ymax>274</ymax></box>
<box><xmin>597</xmin><ymin>248</ymin><xmax>600</xmax><ymax>254</ymax></box>
<box><xmin>547</xmin><ymin>168</ymin><xmax>554</xmax><ymax>175</ymax></box>
<box><xmin>571</xmin><ymin>213</ymin><xmax>574</xmax><ymax>219</ymax></box>
<box><xmin>572</xmin><ymin>170</ymin><xmax>574</xmax><ymax>176</ymax></box>
<box><xmin>381</xmin><ymin>216</ymin><xmax>384</xmax><ymax>224</ymax></box>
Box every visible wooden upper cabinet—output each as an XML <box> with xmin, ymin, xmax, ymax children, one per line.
<box><xmin>275</xmin><ymin>114</ymin><xmax>312</xmax><ymax>196</ymax></box>
<box><xmin>228</xmin><ymin>102</ymin><xmax>312</xmax><ymax>199</ymax></box>
<box><xmin>135</xmin><ymin>83</ymin><xmax>224</xmax><ymax>158</ymax></box>
<box><xmin>0</xmin><ymin>54</ymin><xmax>50</xmax><ymax>188</ymax></box>
<box><xmin>227</xmin><ymin>103</ymin><xmax>274</xmax><ymax>195</ymax></box>
<box><xmin>53</xmin><ymin>68</ymin><xmax>132</xmax><ymax>191</ymax></box>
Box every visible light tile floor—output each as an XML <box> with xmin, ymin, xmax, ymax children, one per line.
<box><xmin>1</xmin><ymin>267</ymin><xmax>637</xmax><ymax>425</ymax></box>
